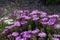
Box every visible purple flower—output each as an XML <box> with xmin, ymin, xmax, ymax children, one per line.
<box><xmin>33</xmin><ymin>17</ymin><xmax>39</xmax><ymax>21</ymax></box>
<box><xmin>12</xmin><ymin>32</ymin><xmax>19</xmax><ymax>37</ymax></box>
<box><xmin>32</xmin><ymin>15</ymin><xmax>38</xmax><ymax>18</ymax></box>
<box><xmin>16</xmin><ymin>15</ymin><xmax>22</xmax><ymax>19</ymax></box>
<box><xmin>40</xmin><ymin>11</ymin><xmax>47</xmax><ymax>17</ymax></box>
<box><xmin>48</xmin><ymin>14</ymin><xmax>59</xmax><ymax>18</ymax></box>
<box><xmin>51</xmin><ymin>38</ymin><xmax>59</xmax><ymax>40</ymax></box>
<box><xmin>25</xmin><ymin>16</ymin><xmax>31</xmax><ymax>20</ymax></box>
<box><xmin>48</xmin><ymin>15</ymin><xmax>53</xmax><ymax>18</ymax></box>
<box><xmin>15</xmin><ymin>36</ymin><xmax>21</xmax><ymax>40</ymax></box>
<box><xmin>2</xmin><ymin>29</ymin><xmax>8</xmax><ymax>34</ymax></box>
<box><xmin>47</xmin><ymin>18</ymin><xmax>56</xmax><ymax>25</ymax></box>
<box><xmin>21</xmin><ymin>21</ymin><xmax>27</xmax><ymax>25</ymax></box>
<box><xmin>21</xmin><ymin>31</ymin><xmax>31</xmax><ymax>38</ymax></box>
<box><xmin>22</xmin><ymin>15</ymin><xmax>31</xmax><ymax>20</ymax></box>
<box><xmin>14</xmin><ymin>21</ymin><xmax>21</xmax><ymax>26</ymax></box>
<box><xmin>7</xmin><ymin>34</ymin><xmax>12</xmax><ymax>38</ymax></box>
<box><xmin>41</xmin><ymin>18</ymin><xmax>48</xmax><ymax>21</ymax></box>
<box><xmin>30</xmin><ymin>10</ymin><xmax>40</xmax><ymax>15</ymax></box>
<box><xmin>41</xmin><ymin>21</ymin><xmax>47</xmax><ymax>25</ymax></box>
<box><xmin>23</xmin><ymin>33</ymin><xmax>31</xmax><ymax>38</ymax></box>
<box><xmin>21</xmin><ymin>15</ymin><xmax>26</xmax><ymax>17</ymax></box>
<box><xmin>52</xmin><ymin>14</ymin><xmax>59</xmax><ymax>18</ymax></box>
<box><xmin>31</xmin><ymin>29</ymin><xmax>40</xmax><ymax>34</ymax></box>
<box><xmin>20</xmin><ymin>31</ymin><xmax>27</xmax><ymax>35</ymax></box>
<box><xmin>21</xmin><ymin>30</ymin><xmax>32</xmax><ymax>35</ymax></box>
<box><xmin>38</xmin><ymin>32</ymin><xmax>47</xmax><ymax>37</ymax></box>
<box><xmin>54</xmin><ymin>24</ymin><xmax>60</xmax><ymax>29</ymax></box>
<box><xmin>5</xmin><ymin>25</ymin><xmax>14</xmax><ymax>29</ymax></box>
<box><xmin>27</xmin><ymin>30</ymin><xmax>32</xmax><ymax>33</ymax></box>
<box><xmin>16</xmin><ymin>38</ymin><xmax>27</xmax><ymax>40</ymax></box>
<box><xmin>53</xmin><ymin>34</ymin><xmax>60</xmax><ymax>37</ymax></box>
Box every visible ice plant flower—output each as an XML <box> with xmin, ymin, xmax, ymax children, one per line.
<box><xmin>0</xmin><ymin>16</ymin><xmax>9</xmax><ymax>21</ymax></box>
<box><xmin>15</xmin><ymin>36</ymin><xmax>21</xmax><ymax>40</ymax></box>
<box><xmin>48</xmin><ymin>14</ymin><xmax>59</xmax><ymax>18</ymax></box>
<box><xmin>7</xmin><ymin>34</ymin><xmax>12</xmax><ymax>38</ymax></box>
<box><xmin>21</xmin><ymin>21</ymin><xmax>27</xmax><ymax>25</ymax></box>
<box><xmin>41</xmin><ymin>21</ymin><xmax>47</xmax><ymax>25</ymax></box>
<box><xmin>21</xmin><ymin>31</ymin><xmax>31</xmax><ymax>38</ymax></box>
<box><xmin>16</xmin><ymin>37</ymin><xmax>27</xmax><ymax>40</ymax></box>
<box><xmin>24</xmin><ymin>16</ymin><xmax>31</xmax><ymax>20</ymax></box>
<box><xmin>47</xmin><ymin>18</ymin><xmax>56</xmax><ymax>25</ymax></box>
<box><xmin>41</xmin><ymin>18</ymin><xmax>48</xmax><ymax>21</ymax></box>
<box><xmin>2</xmin><ymin>29</ymin><xmax>8</xmax><ymax>34</ymax></box>
<box><xmin>22</xmin><ymin>15</ymin><xmax>31</xmax><ymax>20</ymax></box>
<box><xmin>32</xmin><ymin>15</ymin><xmax>38</xmax><ymax>18</ymax></box>
<box><xmin>2</xmin><ymin>10</ymin><xmax>60</xmax><ymax>40</ymax></box>
<box><xmin>54</xmin><ymin>24</ymin><xmax>60</xmax><ymax>29</ymax></box>
<box><xmin>14</xmin><ymin>21</ymin><xmax>21</xmax><ymax>26</ymax></box>
<box><xmin>53</xmin><ymin>34</ymin><xmax>60</xmax><ymax>37</ymax></box>
<box><xmin>7</xmin><ymin>19</ymin><xmax>13</xmax><ymax>21</ymax></box>
<box><xmin>52</xmin><ymin>14</ymin><xmax>59</xmax><ymax>18</ymax></box>
<box><xmin>48</xmin><ymin>15</ymin><xmax>53</xmax><ymax>18</ymax></box>
<box><xmin>38</xmin><ymin>32</ymin><xmax>47</xmax><ymax>37</ymax></box>
<box><xmin>27</xmin><ymin>30</ymin><xmax>32</xmax><ymax>33</ymax></box>
<box><xmin>51</xmin><ymin>38</ymin><xmax>59</xmax><ymax>40</ymax></box>
<box><xmin>30</xmin><ymin>10</ymin><xmax>40</xmax><ymax>15</ymax></box>
<box><xmin>21</xmin><ymin>30</ymin><xmax>32</xmax><ymax>35</ymax></box>
<box><xmin>20</xmin><ymin>31</ymin><xmax>28</xmax><ymax>35</ymax></box>
<box><xmin>23</xmin><ymin>33</ymin><xmax>31</xmax><ymax>38</ymax></box>
<box><xmin>6</xmin><ymin>22</ymin><xmax>14</xmax><ymax>24</ymax></box>
<box><xmin>0</xmin><ymin>18</ymin><xmax>4</xmax><ymax>20</ymax></box>
<box><xmin>40</xmin><ymin>11</ymin><xmax>47</xmax><ymax>17</ymax></box>
<box><xmin>32</xmin><ymin>17</ymin><xmax>39</xmax><ymax>21</ymax></box>
<box><xmin>31</xmin><ymin>29</ymin><xmax>40</xmax><ymax>34</ymax></box>
<box><xmin>16</xmin><ymin>15</ymin><xmax>22</xmax><ymax>19</ymax></box>
<box><xmin>12</xmin><ymin>32</ymin><xmax>19</xmax><ymax>37</ymax></box>
<box><xmin>5</xmin><ymin>25</ymin><xmax>14</xmax><ymax>29</ymax></box>
<box><xmin>4</xmin><ymin>19</ymin><xmax>14</xmax><ymax>24</ymax></box>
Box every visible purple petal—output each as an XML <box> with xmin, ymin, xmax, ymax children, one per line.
<box><xmin>14</xmin><ymin>21</ymin><xmax>21</xmax><ymax>26</ymax></box>
<box><xmin>12</xmin><ymin>32</ymin><xmax>19</xmax><ymax>37</ymax></box>
<box><xmin>52</xmin><ymin>38</ymin><xmax>59</xmax><ymax>40</ymax></box>
<box><xmin>38</xmin><ymin>32</ymin><xmax>47</xmax><ymax>37</ymax></box>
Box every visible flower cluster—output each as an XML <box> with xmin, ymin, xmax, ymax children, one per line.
<box><xmin>1</xmin><ymin>10</ymin><xmax>60</xmax><ymax>40</ymax></box>
<box><xmin>7</xmin><ymin>29</ymin><xmax>47</xmax><ymax>40</ymax></box>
